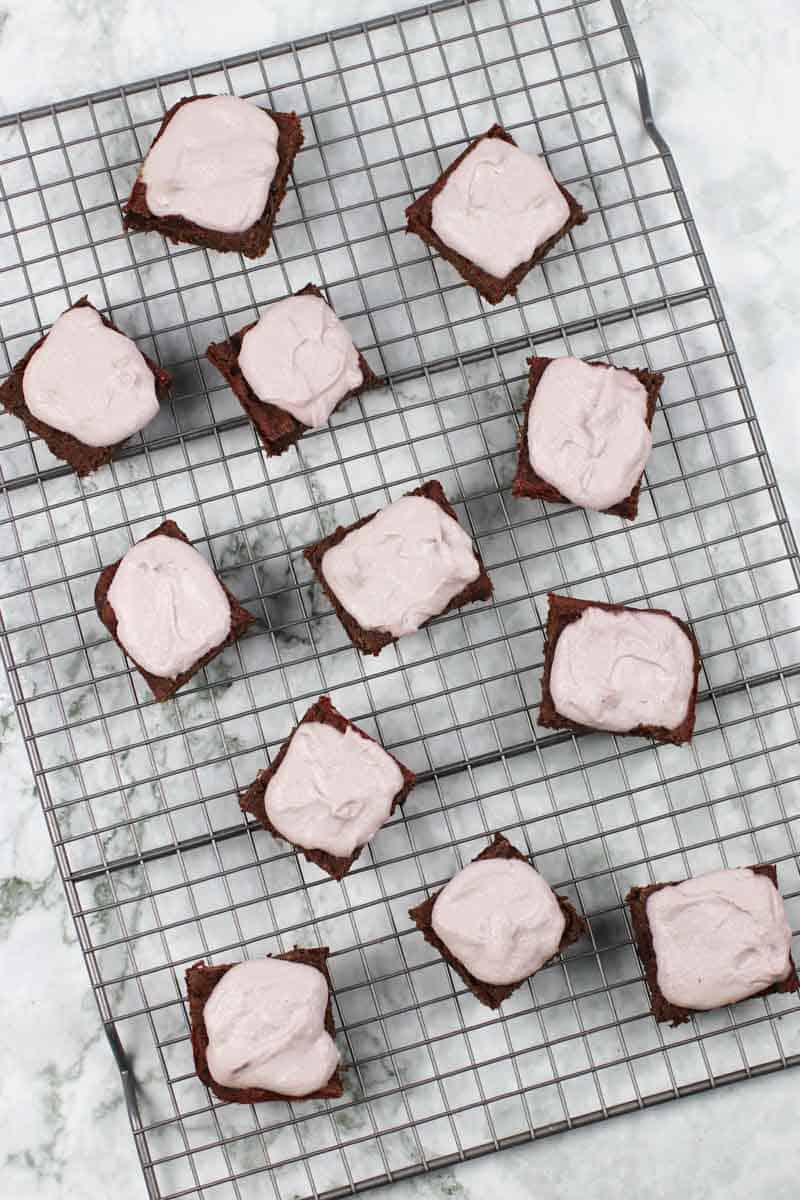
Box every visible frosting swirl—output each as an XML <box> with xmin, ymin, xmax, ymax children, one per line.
<box><xmin>239</xmin><ymin>294</ymin><xmax>362</xmax><ymax>428</ymax></box>
<box><xmin>321</xmin><ymin>495</ymin><xmax>481</xmax><ymax>639</ymax></box>
<box><xmin>431</xmin><ymin>137</ymin><xmax>570</xmax><ymax>279</ymax></box>
<box><xmin>141</xmin><ymin>95</ymin><xmax>279</xmax><ymax>234</ymax></box>
<box><xmin>647</xmin><ymin>868</ymin><xmax>793</xmax><ymax>1010</ymax></box>
<box><xmin>432</xmin><ymin>858</ymin><xmax>566</xmax><ymax>985</ymax></box>
<box><xmin>107</xmin><ymin>534</ymin><xmax>231</xmax><ymax>679</ymax></box>
<box><xmin>205</xmin><ymin>958</ymin><xmax>340</xmax><ymax>1096</ymax></box>
<box><xmin>549</xmin><ymin>606</ymin><xmax>695</xmax><ymax>733</ymax></box>
<box><xmin>22</xmin><ymin>306</ymin><xmax>159</xmax><ymax>447</ymax></box>
<box><xmin>528</xmin><ymin>357</ymin><xmax>652</xmax><ymax>511</ymax></box>
<box><xmin>265</xmin><ymin>721</ymin><xmax>404</xmax><ymax>858</ymax></box>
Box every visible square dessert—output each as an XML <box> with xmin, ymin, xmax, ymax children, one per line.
<box><xmin>241</xmin><ymin>695</ymin><xmax>416</xmax><ymax>880</ymax></box>
<box><xmin>94</xmin><ymin>519</ymin><xmax>254</xmax><ymax>702</ymax></box>
<box><xmin>405</xmin><ymin>123</ymin><xmax>587</xmax><ymax>305</ymax></box>
<box><xmin>0</xmin><ymin>296</ymin><xmax>171</xmax><ymax>476</ymax></box>
<box><xmin>512</xmin><ymin>356</ymin><xmax>664</xmax><ymax>520</ymax></box>
<box><xmin>408</xmin><ymin>832</ymin><xmax>586</xmax><ymax>1009</ymax></box>
<box><xmin>304</xmin><ymin>479</ymin><xmax>493</xmax><ymax>656</ymax></box>
<box><xmin>626</xmin><ymin>865</ymin><xmax>799</xmax><ymax>1025</ymax></box>
<box><xmin>123</xmin><ymin>94</ymin><xmax>303</xmax><ymax>258</ymax></box>
<box><xmin>206</xmin><ymin>283</ymin><xmax>382</xmax><ymax>457</ymax></box>
<box><xmin>186</xmin><ymin>948</ymin><xmax>342</xmax><ymax>1103</ymax></box>
<box><xmin>539</xmin><ymin>593</ymin><xmax>700</xmax><ymax>745</ymax></box>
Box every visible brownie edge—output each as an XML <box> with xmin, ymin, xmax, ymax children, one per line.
<box><xmin>512</xmin><ymin>356</ymin><xmax>664</xmax><ymax>520</ymax></box>
<box><xmin>0</xmin><ymin>296</ymin><xmax>171</xmax><ymax>477</ymax></box>
<box><xmin>538</xmin><ymin>592</ymin><xmax>701</xmax><ymax>745</ymax></box>
<box><xmin>240</xmin><ymin>695</ymin><xmax>416</xmax><ymax>879</ymax></box>
<box><xmin>405</xmin><ymin>124</ymin><xmax>587</xmax><ymax>305</ymax></box>
<box><xmin>408</xmin><ymin>832</ymin><xmax>587</xmax><ymax>1009</ymax></box>
<box><xmin>304</xmin><ymin>479</ymin><xmax>494</xmax><ymax>656</ymax></box>
<box><xmin>123</xmin><ymin>95</ymin><xmax>304</xmax><ymax>258</ymax></box>
<box><xmin>186</xmin><ymin>948</ymin><xmax>343</xmax><ymax>1103</ymax></box>
<box><xmin>94</xmin><ymin>519</ymin><xmax>254</xmax><ymax>702</ymax></box>
<box><xmin>625</xmin><ymin>864</ymin><xmax>800</xmax><ymax>1026</ymax></box>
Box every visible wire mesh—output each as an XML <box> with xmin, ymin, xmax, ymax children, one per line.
<box><xmin>1</xmin><ymin>0</ymin><xmax>799</xmax><ymax>1197</ymax></box>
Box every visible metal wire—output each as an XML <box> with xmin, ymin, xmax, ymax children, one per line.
<box><xmin>1</xmin><ymin>0</ymin><xmax>799</xmax><ymax>1197</ymax></box>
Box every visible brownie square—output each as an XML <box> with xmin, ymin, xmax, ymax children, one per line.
<box><xmin>206</xmin><ymin>283</ymin><xmax>382</xmax><ymax>457</ymax></box>
<box><xmin>123</xmin><ymin>95</ymin><xmax>303</xmax><ymax>258</ymax></box>
<box><xmin>303</xmin><ymin>479</ymin><xmax>493</xmax><ymax>656</ymax></box>
<box><xmin>186</xmin><ymin>947</ymin><xmax>343</xmax><ymax>1103</ymax></box>
<box><xmin>0</xmin><ymin>296</ymin><xmax>171</xmax><ymax>477</ymax></box>
<box><xmin>241</xmin><ymin>694</ymin><xmax>416</xmax><ymax>879</ymax></box>
<box><xmin>408</xmin><ymin>832</ymin><xmax>586</xmax><ymax>1009</ymax></box>
<box><xmin>626</xmin><ymin>865</ymin><xmax>800</xmax><ymax>1025</ymax></box>
<box><xmin>405</xmin><ymin>124</ymin><xmax>587</xmax><ymax>305</ymax></box>
<box><xmin>512</xmin><ymin>356</ymin><xmax>664</xmax><ymax>520</ymax></box>
<box><xmin>538</xmin><ymin>592</ymin><xmax>700</xmax><ymax>745</ymax></box>
<box><xmin>94</xmin><ymin>519</ymin><xmax>254</xmax><ymax>702</ymax></box>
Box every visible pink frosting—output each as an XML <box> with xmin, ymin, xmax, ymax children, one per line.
<box><xmin>321</xmin><ymin>494</ymin><xmax>481</xmax><ymax>639</ymax></box>
<box><xmin>432</xmin><ymin>858</ymin><xmax>567</xmax><ymax>985</ymax></box>
<box><xmin>141</xmin><ymin>95</ymin><xmax>279</xmax><ymax>234</ymax></box>
<box><xmin>431</xmin><ymin>137</ymin><xmax>570</xmax><ymax>279</ymax></box>
<box><xmin>22</xmin><ymin>306</ymin><xmax>159</xmax><ymax>447</ymax></box>
<box><xmin>647</xmin><ymin>868</ymin><xmax>794</xmax><ymax>1010</ymax></box>
<box><xmin>204</xmin><ymin>958</ymin><xmax>340</xmax><ymax>1096</ymax></box>
<box><xmin>549</xmin><ymin>605</ymin><xmax>695</xmax><ymax>733</ymax></box>
<box><xmin>528</xmin><ymin>358</ymin><xmax>652</xmax><ymax>511</ymax></box>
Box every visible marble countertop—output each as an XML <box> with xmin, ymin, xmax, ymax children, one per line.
<box><xmin>1</xmin><ymin>0</ymin><xmax>798</xmax><ymax>1197</ymax></box>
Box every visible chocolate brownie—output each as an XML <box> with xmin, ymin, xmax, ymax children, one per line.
<box><xmin>0</xmin><ymin>296</ymin><xmax>171</xmax><ymax>476</ymax></box>
<box><xmin>123</xmin><ymin>95</ymin><xmax>303</xmax><ymax>258</ymax></box>
<box><xmin>405</xmin><ymin>124</ymin><xmax>587</xmax><ymax>305</ymax></box>
<box><xmin>538</xmin><ymin>592</ymin><xmax>701</xmax><ymax>745</ymax></box>
<box><xmin>626</xmin><ymin>865</ymin><xmax>800</xmax><ymax>1025</ymax></box>
<box><xmin>94</xmin><ymin>519</ymin><xmax>254</xmax><ymax>702</ymax></box>
<box><xmin>206</xmin><ymin>284</ymin><xmax>382</xmax><ymax>457</ymax></box>
<box><xmin>303</xmin><ymin>479</ymin><xmax>493</xmax><ymax>656</ymax></box>
<box><xmin>241</xmin><ymin>694</ymin><xmax>416</xmax><ymax>879</ymax></box>
<box><xmin>186</xmin><ymin>947</ymin><xmax>343</xmax><ymax>1103</ymax></box>
<box><xmin>512</xmin><ymin>356</ymin><xmax>664</xmax><ymax>519</ymax></box>
<box><xmin>408</xmin><ymin>832</ymin><xmax>586</xmax><ymax>1009</ymax></box>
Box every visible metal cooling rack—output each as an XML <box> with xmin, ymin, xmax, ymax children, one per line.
<box><xmin>1</xmin><ymin>0</ymin><xmax>799</xmax><ymax>1197</ymax></box>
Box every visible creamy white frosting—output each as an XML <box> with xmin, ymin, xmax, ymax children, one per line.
<box><xmin>141</xmin><ymin>95</ymin><xmax>279</xmax><ymax>234</ymax></box>
<box><xmin>107</xmin><ymin>534</ymin><xmax>231</xmax><ymax>679</ymax></box>
<box><xmin>431</xmin><ymin>136</ymin><xmax>570</xmax><ymax>279</ymax></box>
<box><xmin>548</xmin><ymin>605</ymin><xmax>695</xmax><ymax>733</ymax></box>
<box><xmin>22</xmin><ymin>306</ymin><xmax>159</xmax><ymax>447</ymax></box>
<box><xmin>647</xmin><ymin>868</ymin><xmax>794</xmax><ymax>1010</ymax></box>
<box><xmin>239</xmin><ymin>294</ymin><xmax>362</xmax><ymax>428</ymax></box>
<box><xmin>204</xmin><ymin>958</ymin><xmax>340</xmax><ymax>1097</ymax></box>
<box><xmin>432</xmin><ymin>858</ymin><xmax>566</xmax><ymax>985</ymax></box>
<box><xmin>265</xmin><ymin>721</ymin><xmax>404</xmax><ymax>858</ymax></box>
<box><xmin>529</xmin><ymin>358</ymin><xmax>652</xmax><ymax>511</ymax></box>
<box><xmin>321</xmin><ymin>494</ymin><xmax>481</xmax><ymax>639</ymax></box>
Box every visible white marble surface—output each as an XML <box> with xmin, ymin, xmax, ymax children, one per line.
<box><xmin>1</xmin><ymin>0</ymin><xmax>799</xmax><ymax>1197</ymax></box>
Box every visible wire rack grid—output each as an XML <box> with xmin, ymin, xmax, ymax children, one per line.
<box><xmin>1</xmin><ymin>0</ymin><xmax>799</xmax><ymax>1197</ymax></box>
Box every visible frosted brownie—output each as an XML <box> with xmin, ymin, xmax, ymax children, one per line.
<box><xmin>241</xmin><ymin>695</ymin><xmax>416</xmax><ymax>879</ymax></box>
<box><xmin>0</xmin><ymin>297</ymin><xmax>170</xmax><ymax>476</ymax></box>
<box><xmin>512</xmin><ymin>356</ymin><xmax>663</xmax><ymax>520</ymax></box>
<box><xmin>409</xmin><ymin>832</ymin><xmax>586</xmax><ymax>1009</ymax></box>
<box><xmin>207</xmin><ymin>284</ymin><xmax>381</xmax><ymax>456</ymax></box>
<box><xmin>186</xmin><ymin>949</ymin><xmax>342</xmax><ymax>1103</ymax></box>
<box><xmin>94</xmin><ymin>519</ymin><xmax>253</xmax><ymax>702</ymax></box>
<box><xmin>405</xmin><ymin>123</ymin><xmax>586</xmax><ymax>305</ymax></box>
<box><xmin>626</xmin><ymin>865</ymin><xmax>798</xmax><ymax>1025</ymax></box>
<box><xmin>539</xmin><ymin>593</ymin><xmax>700</xmax><ymax>745</ymax></box>
<box><xmin>123</xmin><ymin>94</ymin><xmax>303</xmax><ymax>258</ymax></box>
<box><xmin>304</xmin><ymin>479</ymin><xmax>493</xmax><ymax>656</ymax></box>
